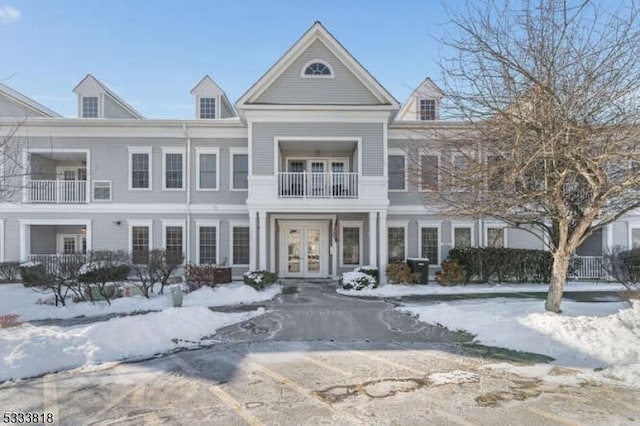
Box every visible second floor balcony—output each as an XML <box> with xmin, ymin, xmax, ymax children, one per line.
<box><xmin>278</xmin><ymin>172</ymin><xmax>358</xmax><ymax>198</ymax></box>
<box><xmin>27</xmin><ymin>179</ymin><xmax>88</xmax><ymax>203</ymax></box>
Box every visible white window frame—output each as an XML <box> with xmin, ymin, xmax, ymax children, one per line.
<box><xmin>484</xmin><ymin>222</ymin><xmax>508</xmax><ymax>248</ymax></box>
<box><xmin>128</xmin><ymin>220</ymin><xmax>153</xmax><ymax>257</ymax></box>
<box><xmin>161</xmin><ymin>219</ymin><xmax>186</xmax><ymax>258</ymax></box>
<box><xmin>417</xmin><ymin>98</ymin><xmax>437</xmax><ymax>121</ymax></box>
<box><xmin>81</xmin><ymin>95</ymin><xmax>100</xmax><ymax>118</ymax></box>
<box><xmin>418</xmin><ymin>152</ymin><xmax>441</xmax><ymax>192</ymax></box>
<box><xmin>229</xmin><ymin>147</ymin><xmax>249</xmax><ymax>191</ymax></box>
<box><xmin>451</xmin><ymin>221</ymin><xmax>476</xmax><ymax>248</ymax></box>
<box><xmin>161</xmin><ymin>147</ymin><xmax>186</xmax><ymax>191</ymax></box>
<box><xmin>196</xmin><ymin>95</ymin><xmax>221</xmax><ymax>120</ymax></box>
<box><xmin>451</xmin><ymin>152</ymin><xmax>475</xmax><ymax>192</ymax></box>
<box><xmin>92</xmin><ymin>180</ymin><xmax>112</xmax><ymax>202</ymax></box>
<box><xmin>0</xmin><ymin>219</ymin><xmax>4</xmax><ymax>262</ymax></box>
<box><xmin>339</xmin><ymin>220</ymin><xmax>363</xmax><ymax>267</ymax></box>
<box><xmin>387</xmin><ymin>220</ymin><xmax>409</xmax><ymax>263</ymax></box>
<box><xmin>229</xmin><ymin>220</ymin><xmax>250</xmax><ymax>267</ymax></box>
<box><xmin>128</xmin><ymin>147</ymin><xmax>153</xmax><ymax>191</ymax></box>
<box><xmin>387</xmin><ymin>149</ymin><xmax>407</xmax><ymax>192</ymax></box>
<box><xmin>300</xmin><ymin>59</ymin><xmax>335</xmax><ymax>79</ymax></box>
<box><xmin>418</xmin><ymin>220</ymin><xmax>442</xmax><ymax>266</ymax></box>
<box><xmin>196</xmin><ymin>220</ymin><xmax>220</xmax><ymax>265</ymax></box>
<box><xmin>195</xmin><ymin>147</ymin><xmax>220</xmax><ymax>191</ymax></box>
<box><xmin>628</xmin><ymin>223</ymin><xmax>640</xmax><ymax>249</ymax></box>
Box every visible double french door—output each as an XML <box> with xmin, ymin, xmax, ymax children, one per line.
<box><xmin>279</xmin><ymin>220</ymin><xmax>328</xmax><ymax>278</ymax></box>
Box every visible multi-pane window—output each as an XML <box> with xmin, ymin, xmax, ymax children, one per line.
<box><xmin>165</xmin><ymin>153</ymin><xmax>183</xmax><ymax>189</ymax></box>
<box><xmin>388</xmin><ymin>155</ymin><xmax>405</xmax><ymax>190</ymax></box>
<box><xmin>421</xmin><ymin>227</ymin><xmax>439</xmax><ymax>265</ymax></box>
<box><xmin>200</xmin><ymin>97</ymin><xmax>216</xmax><ymax>119</ymax></box>
<box><xmin>131</xmin><ymin>152</ymin><xmax>150</xmax><ymax>189</ymax></box>
<box><xmin>232</xmin><ymin>154</ymin><xmax>248</xmax><ymax>189</ymax></box>
<box><xmin>199</xmin><ymin>153</ymin><xmax>217</xmax><ymax>189</ymax></box>
<box><xmin>304</xmin><ymin>62</ymin><xmax>331</xmax><ymax>76</ymax></box>
<box><xmin>199</xmin><ymin>226</ymin><xmax>217</xmax><ymax>264</ymax></box>
<box><xmin>487</xmin><ymin>227</ymin><xmax>505</xmax><ymax>248</ymax></box>
<box><xmin>165</xmin><ymin>226</ymin><xmax>183</xmax><ymax>257</ymax></box>
<box><xmin>451</xmin><ymin>154</ymin><xmax>470</xmax><ymax>191</ymax></box>
<box><xmin>131</xmin><ymin>226</ymin><xmax>149</xmax><ymax>264</ymax></box>
<box><xmin>82</xmin><ymin>97</ymin><xmax>99</xmax><ymax>118</ymax></box>
<box><xmin>454</xmin><ymin>227</ymin><xmax>472</xmax><ymax>248</ymax></box>
<box><xmin>420</xmin><ymin>155</ymin><xmax>439</xmax><ymax>191</ymax></box>
<box><xmin>419</xmin><ymin>99</ymin><xmax>436</xmax><ymax>121</ymax></box>
<box><xmin>388</xmin><ymin>227</ymin><xmax>406</xmax><ymax>263</ymax></box>
<box><xmin>342</xmin><ymin>227</ymin><xmax>360</xmax><ymax>265</ymax></box>
<box><xmin>93</xmin><ymin>180</ymin><xmax>111</xmax><ymax>201</ymax></box>
<box><xmin>232</xmin><ymin>226</ymin><xmax>250</xmax><ymax>265</ymax></box>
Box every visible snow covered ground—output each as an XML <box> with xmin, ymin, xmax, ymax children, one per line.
<box><xmin>0</xmin><ymin>282</ymin><xmax>281</xmax><ymax>321</ymax></box>
<box><xmin>400</xmin><ymin>298</ymin><xmax>640</xmax><ymax>388</ymax></box>
<box><xmin>338</xmin><ymin>281</ymin><xmax>626</xmax><ymax>297</ymax></box>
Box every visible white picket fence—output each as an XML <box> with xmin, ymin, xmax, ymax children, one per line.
<box><xmin>569</xmin><ymin>256</ymin><xmax>606</xmax><ymax>279</ymax></box>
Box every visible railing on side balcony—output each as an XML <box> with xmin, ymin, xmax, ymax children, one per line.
<box><xmin>27</xmin><ymin>254</ymin><xmax>88</xmax><ymax>276</ymax></box>
<box><xmin>278</xmin><ymin>172</ymin><xmax>358</xmax><ymax>198</ymax></box>
<box><xmin>568</xmin><ymin>255</ymin><xmax>606</xmax><ymax>280</ymax></box>
<box><xmin>28</xmin><ymin>180</ymin><xmax>87</xmax><ymax>203</ymax></box>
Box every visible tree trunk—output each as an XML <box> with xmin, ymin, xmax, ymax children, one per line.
<box><xmin>546</xmin><ymin>250</ymin><xmax>571</xmax><ymax>313</ymax></box>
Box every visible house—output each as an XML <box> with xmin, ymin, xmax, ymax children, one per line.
<box><xmin>0</xmin><ymin>22</ymin><xmax>629</xmax><ymax>280</ymax></box>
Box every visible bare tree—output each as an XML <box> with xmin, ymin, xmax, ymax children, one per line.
<box><xmin>417</xmin><ymin>0</ymin><xmax>640</xmax><ymax>312</ymax></box>
<box><xmin>0</xmin><ymin>119</ymin><xmax>28</xmax><ymax>202</ymax></box>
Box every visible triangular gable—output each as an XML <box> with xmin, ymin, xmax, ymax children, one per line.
<box><xmin>191</xmin><ymin>75</ymin><xmax>225</xmax><ymax>96</ymax></box>
<box><xmin>395</xmin><ymin>77</ymin><xmax>444</xmax><ymax>121</ymax></box>
<box><xmin>0</xmin><ymin>82</ymin><xmax>61</xmax><ymax>118</ymax></box>
<box><xmin>73</xmin><ymin>74</ymin><xmax>145</xmax><ymax>119</ymax></box>
<box><xmin>236</xmin><ymin>22</ymin><xmax>399</xmax><ymax>109</ymax></box>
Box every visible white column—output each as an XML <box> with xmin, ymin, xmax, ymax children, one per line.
<box><xmin>270</xmin><ymin>215</ymin><xmax>276</xmax><ymax>272</ymax></box>
<box><xmin>249</xmin><ymin>210</ymin><xmax>257</xmax><ymax>270</ymax></box>
<box><xmin>331</xmin><ymin>217</ymin><xmax>338</xmax><ymax>279</ymax></box>
<box><xmin>368</xmin><ymin>211</ymin><xmax>377</xmax><ymax>267</ymax></box>
<box><xmin>606</xmin><ymin>224</ymin><xmax>613</xmax><ymax>253</ymax></box>
<box><xmin>378</xmin><ymin>211</ymin><xmax>387</xmax><ymax>284</ymax></box>
<box><xmin>259</xmin><ymin>211</ymin><xmax>267</xmax><ymax>270</ymax></box>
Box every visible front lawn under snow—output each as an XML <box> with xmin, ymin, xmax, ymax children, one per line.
<box><xmin>400</xmin><ymin>298</ymin><xmax>640</xmax><ymax>388</ymax></box>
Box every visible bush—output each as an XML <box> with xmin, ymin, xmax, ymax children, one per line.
<box><xmin>386</xmin><ymin>261</ymin><xmax>421</xmax><ymax>284</ymax></box>
<box><xmin>19</xmin><ymin>263</ymin><xmax>50</xmax><ymax>286</ymax></box>
<box><xmin>0</xmin><ymin>262</ymin><xmax>20</xmax><ymax>282</ymax></box>
<box><xmin>446</xmin><ymin>248</ymin><xmax>552</xmax><ymax>283</ymax></box>
<box><xmin>435</xmin><ymin>259</ymin><xmax>466</xmax><ymax>286</ymax></box>
<box><xmin>243</xmin><ymin>270</ymin><xmax>278</xmax><ymax>290</ymax></box>
<box><xmin>339</xmin><ymin>271</ymin><xmax>377</xmax><ymax>291</ymax></box>
<box><xmin>186</xmin><ymin>264</ymin><xmax>232</xmax><ymax>291</ymax></box>
<box><xmin>0</xmin><ymin>314</ymin><xmax>22</xmax><ymax>329</ymax></box>
<box><xmin>79</xmin><ymin>251</ymin><xmax>130</xmax><ymax>304</ymax></box>
<box><xmin>129</xmin><ymin>250</ymin><xmax>184</xmax><ymax>298</ymax></box>
<box><xmin>354</xmin><ymin>265</ymin><xmax>379</xmax><ymax>284</ymax></box>
<box><xmin>604</xmin><ymin>247</ymin><xmax>640</xmax><ymax>298</ymax></box>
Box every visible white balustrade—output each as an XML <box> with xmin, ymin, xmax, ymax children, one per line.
<box><xmin>27</xmin><ymin>180</ymin><xmax>87</xmax><ymax>203</ymax></box>
<box><xmin>278</xmin><ymin>172</ymin><xmax>358</xmax><ymax>198</ymax></box>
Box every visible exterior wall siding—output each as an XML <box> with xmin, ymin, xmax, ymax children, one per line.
<box><xmin>0</xmin><ymin>95</ymin><xmax>46</xmax><ymax>118</ymax></box>
<box><xmin>104</xmin><ymin>96</ymin><xmax>137</xmax><ymax>119</ymax></box>
<box><xmin>254</xmin><ymin>40</ymin><xmax>381</xmax><ymax>105</ymax></box>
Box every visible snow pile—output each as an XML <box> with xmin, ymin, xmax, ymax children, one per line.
<box><xmin>184</xmin><ymin>282</ymin><xmax>281</xmax><ymax>307</ymax></box>
<box><xmin>429</xmin><ymin>370</ymin><xmax>479</xmax><ymax>386</ymax></box>
<box><xmin>339</xmin><ymin>271</ymin><xmax>377</xmax><ymax>291</ymax></box>
<box><xmin>0</xmin><ymin>306</ymin><xmax>263</xmax><ymax>382</ymax></box>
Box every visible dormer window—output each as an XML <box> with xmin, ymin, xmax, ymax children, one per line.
<box><xmin>199</xmin><ymin>97</ymin><xmax>216</xmax><ymax>119</ymax></box>
<box><xmin>419</xmin><ymin>99</ymin><xmax>436</xmax><ymax>121</ymax></box>
<box><xmin>301</xmin><ymin>60</ymin><xmax>333</xmax><ymax>78</ymax></box>
<box><xmin>82</xmin><ymin>96</ymin><xmax>99</xmax><ymax>118</ymax></box>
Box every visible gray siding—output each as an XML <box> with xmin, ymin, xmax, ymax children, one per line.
<box><xmin>190</xmin><ymin>139</ymin><xmax>248</xmax><ymax>204</ymax></box>
<box><xmin>220</xmin><ymin>100</ymin><xmax>235</xmax><ymax>119</ymax></box>
<box><xmin>0</xmin><ymin>94</ymin><xmax>48</xmax><ymax>118</ymax></box>
<box><xmin>388</xmin><ymin>139</ymin><xmax>438</xmax><ymax>206</ymax></box>
<box><xmin>507</xmin><ymin>227</ymin><xmax>545</xmax><ymax>250</ymax></box>
<box><xmin>613</xmin><ymin>221</ymin><xmax>628</xmax><ymax>249</ymax></box>
<box><xmin>252</xmin><ymin>122</ymin><xmax>383</xmax><ymax>176</ymax></box>
<box><xmin>104</xmin><ymin>96</ymin><xmax>138</xmax><ymax>119</ymax></box>
<box><xmin>254</xmin><ymin>40</ymin><xmax>381</xmax><ymax>105</ymax></box>
<box><xmin>30</xmin><ymin>225</ymin><xmax>56</xmax><ymax>254</ymax></box>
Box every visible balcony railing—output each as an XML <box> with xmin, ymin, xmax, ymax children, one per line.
<box><xmin>569</xmin><ymin>256</ymin><xmax>605</xmax><ymax>280</ymax></box>
<box><xmin>27</xmin><ymin>180</ymin><xmax>87</xmax><ymax>204</ymax></box>
<box><xmin>27</xmin><ymin>254</ymin><xmax>88</xmax><ymax>275</ymax></box>
<box><xmin>278</xmin><ymin>172</ymin><xmax>358</xmax><ymax>198</ymax></box>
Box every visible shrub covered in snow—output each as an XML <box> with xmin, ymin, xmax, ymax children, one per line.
<box><xmin>244</xmin><ymin>270</ymin><xmax>278</xmax><ymax>290</ymax></box>
<box><xmin>0</xmin><ymin>262</ymin><xmax>20</xmax><ymax>282</ymax></box>
<box><xmin>339</xmin><ymin>271</ymin><xmax>378</xmax><ymax>291</ymax></box>
<box><xmin>354</xmin><ymin>265</ymin><xmax>379</xmax><ymax>284</ymax></box>
<box><xmin>19</xmin><ymin>263</ymin><xmax>49</xmax><ymax>286</ymax></box>
<box><xmin>78</xmin><ymin>251</ymin><xmax>131</xmax><ymax>305</ymax></box>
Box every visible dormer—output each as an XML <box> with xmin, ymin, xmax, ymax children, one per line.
<box><xmin>395</xmin><ymin>77</ymin><xmax>444</xmax><ymax>122</ymax></box>
<box><xmin>190</xmin><ymin>75</ymin><xmax>236</xmax><ymax>119</ymax></box>
<box><xmin>72</xmin><ymin>74</ymin><xmax>144</xmax><ymax>119</ymax></box>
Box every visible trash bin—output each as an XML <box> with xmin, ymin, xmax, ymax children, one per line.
<box><xmin>170</xmin><ymin>284</ymin><xmax>183</xmax><ymax>307</ymax></box>
<box><xmin>407</xmin><ymin>258</ymin><xmax>430</xmax><ymax>284</ymax></box>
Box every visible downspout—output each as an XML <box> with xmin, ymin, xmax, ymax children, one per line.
<box><xmin>183</xmin><ymin>123</ymin><xmax>192</xmax><ymax>263</ymax></box>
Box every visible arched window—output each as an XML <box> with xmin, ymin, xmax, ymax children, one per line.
<box><xmin>301</xmin><ymin>60</ymin><xmax>334</xmax><ymax>78</ymax></box>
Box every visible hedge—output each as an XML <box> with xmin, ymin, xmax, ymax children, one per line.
<box><xmin>446</xmin><ymin>247</ymin><xmax>552</xmax><ymax>283</ymax></box>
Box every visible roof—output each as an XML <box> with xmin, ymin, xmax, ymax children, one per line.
<box><xmin>395</xmin><ymin>77</ymin><xmax>445</xmax><ymax>121</ymax></box>
<box><xmin>73</xmin><ymin>74</ymin><xmax>145</xmax><ymax>119</ymax></box>
<box><xmin>0</xmin><ymin>82</ymin><xmax>62</xmax><ymax>118</ymax></box>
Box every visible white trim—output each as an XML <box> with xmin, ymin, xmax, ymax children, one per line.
<box><xmin>229</xmin><ymin>147</ymin><xmax>249</xmax><ymax>191</ymax></box>
<box><xmin>0</xmin><ymin>219</ymin><xmax>4</xmax><ymax>262</ymax></box>
<box><xmin>418</xmin><ymin>220</ymin><xmax>442</xmax><ymax>266</ymax></box>
<box><xmin>196</xmin><ymin>95</ymin><xmax>219</xmax><ymax>120</ymax></box>
<box><xmin>161</xmin><ymin>147</ymin><xmax>186</xmax><ymax>191</ymax></box>
<box><xmin>418</xmin><ymin>152</ymin><xmax>441</xmax><ymax>192</ymax></box>
<box><xmin>387</xmin><ymin>220</ymin><xmax>409</xmax><ymax>263</ymax></box>
<box><xmin>627</xmin><ymin>222</ymin><xmax>640</xmax><ymax>249</ymax></box>
<box><xmin>278</xmin><ymin>219</ymin><xmax>330</xmax><ymax>278</ymax></box>
<box><xmin>56</xmin><ymin>234</ymin><xmax>85</xmax><ymax>254</ymax></box>
<box><xmin>128</xmin><ymin>220</ymin><xmax>153</xmax><ymax>256</ymax></box>
<box><xmin>451</xmin><ymin>220</ymin><xmax>476</xmax><ymax>248</ymax></box>
<box><xmin>274</xmin><ymin>136</ymin><xmax>363</xmax><ymax>176</ymax></box>
<box><xmin>195</xmin><ymin>219</ymin><xmax>220</xmax><ymax>264</ymax></box>
<box><xmin>300</xmin><ymin>59</ymin><xmax>335</xmax><ymax>79</ymax></box>
<box><xmin>229</xmin><ymin>219</ymin><xmax>250</xmax><ymax>267</ymax></box>
<box><xmin>127</xmin><ymin>147</ymin><xmax>153</xmax><ymax>191</ymax></box>
<box><xmin>387</xmin><ymin>149</ymin><xmax>407</xmax><ymax>192</ymax></box>
<box><xmin>19</xmin><ymin>218</ymin><xmax>92</xmax><ymax>261</ymax></box>
<box><xmin>195</xmin><ymin>147</ymin><xmax>220</xmax><ymax>191</ymax></box>
<box><xmin>92</xmin><ymin>180</ymin><xmax>112</xmax><ymax>202</ymax></box>
<box><xmin>483</xmin><ymin>221</ymin><xmax>508</xmax><ymax>248</ymax></box>
<box><xmin>339</xmin><ymin>220</ymin><xmax>363</xmax><ymax>267</ymax></box>
<box><xmin>81</xmin><ymin>95</ymin><xmax>100</xmax><ymax>118</ymax></box>
<box><xmin>0</xmin><ymin>202</ymin><xmax>248</xmax><ymax>214</ymax></box>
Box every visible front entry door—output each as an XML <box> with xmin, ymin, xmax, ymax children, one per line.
<box><xmin>280</xmin><ymin>220</ymin><xmax>328</xmax><ymax>278</ymax></box>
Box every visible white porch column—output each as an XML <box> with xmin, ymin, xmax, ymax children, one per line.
<box><xmin>368</xmin><ymin>211</ymin><xmax>378</xmax><ymax>267</ymax></box>
<box><xmin>259</xmin><ymin>211</ymin><xmax>267</xmax><ymax>270</ymax></box>
<box><xmin>605</xmin><ymin>224</ymin><xmax>613</xmax><ymax>253</ymax></box>
<box><xmin>378</xmin><ymin>210</ymin><xmax>387</xmax><ymax>284</ymax></box>
<box><xmin>249</xmin><ymin>210</ymin><xmax>257</xmax><ymax>270</ymax></box>
<box><xmin>331</xmin><ymin>217</ymin><xmax>338</xmax><ymax>279</ymax></box>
